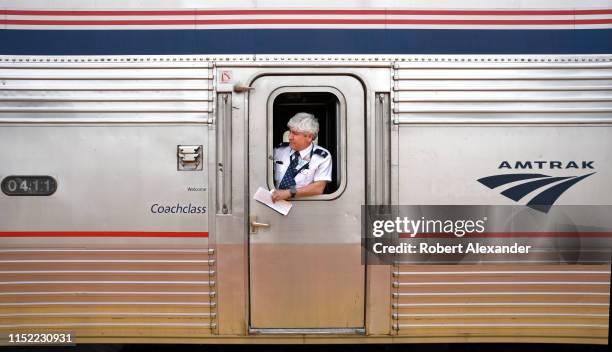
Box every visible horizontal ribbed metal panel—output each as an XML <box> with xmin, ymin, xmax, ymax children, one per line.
<box><xmin>0</xmin><ymin>62</ymin><xmax>214</xmax><ymax>123</ymax></box>
<box><xmin>392</xmin><ymin>62</ymin><xmax>612</xmax><ymax>124</ymax></box>
<box><xmin>0</xmin><ymin>247</ymin><xmax>217</xmax><ymax>337</ymax></box>
<box><xmin>391</xmin><ymin>264</ymin><xmax>610</xmax><ymax>343</ymax></box>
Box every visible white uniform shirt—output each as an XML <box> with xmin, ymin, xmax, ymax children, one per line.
<box><xmin>273</xmin><ymin>143</ymin><xmax>332</xmax><ymax>189</ymax></box>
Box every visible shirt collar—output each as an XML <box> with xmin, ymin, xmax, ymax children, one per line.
<box><xmin>293</xmin><ymin>143</ymin><xmax>314</xmax><ymax>160</ymax></box>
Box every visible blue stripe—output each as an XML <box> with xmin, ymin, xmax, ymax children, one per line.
<box><xmin>1</xmin><ymin>29</ymin><xmax>611</xmax><ymax>55</ymax></box>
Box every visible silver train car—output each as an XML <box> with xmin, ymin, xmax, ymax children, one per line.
<box><xmin>1</xmin><ymin>0</ymin><xmax>612</xmax><ymax>346</ymax></box>
<box><xmin>1</xmin><ymin>54</ymin><xmax>610</xmax><ymax>345</ymax></box>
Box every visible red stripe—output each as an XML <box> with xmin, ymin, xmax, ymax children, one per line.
<box><xmin>195</xmin><ymin>10</ymin><xmax>387</xmax><ymax>16</ymax></box>
<box><xmin>386</xmin><ymin>9</ymin><xmax>612</xmax><ymax>16</ymax></box>
<box><xmin>1</xmin><ymin>231</ymin><xmax>609</xmax><ymax>238</ymax></box>
<box><xmin>387</xmin><ymin>19</ymin><xmax>612</xmax><ymax>25</ymax></box>
<box><xmin>5</xmin><ymin>19</ymin><xmax>612</xmax><ymax>26</ymax></box>
<box><xmin>4</xmin><ymin>10</ymin><xmax>197</xmax><ymax>16</ymax></box>
<box><xmin>399</xmin><ymin>232</ymin><xmax>612</xmax><ymax>238</ymax></box>
<box><xmin>4</xmin><ymin>9</ymin><xmax>612</xmax><ymax>16</ymax></box>
<box><xmin>574</xmin><ymin>19</ymin><xmax>612</xmax><ymax>24</ymax></box>
<box><xmin>3</xmin><ymin>20</ymin><xmax>195</xmax><ymax>26</ymax></box>
<box><xmin>0</xmin><ymin>231</ymin><xmax>209</xmax><ymax>238</ymax></box>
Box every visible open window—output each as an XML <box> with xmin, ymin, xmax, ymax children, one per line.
<box><xmin>268</xmin><ymin>87</ymin><xmax>346</xmax><ymax>198</ymax></box>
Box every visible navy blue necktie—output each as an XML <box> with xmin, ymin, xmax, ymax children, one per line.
<box><xmin>278</xmin><ymin>152</ymin><xmax>299</xmax><ymax>189</ymax></box>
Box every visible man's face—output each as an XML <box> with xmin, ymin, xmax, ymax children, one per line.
<box><xmin>288</xmin><ymin>128</ymin><xmax>314</xmax><ymax>152</ymax></box>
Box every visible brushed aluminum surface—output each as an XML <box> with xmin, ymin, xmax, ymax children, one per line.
<box><xmin>0</xmin><ymin>59</ymin><xmax>215</xmax><ymax>338</ymax></box>
<box><xmin>248</xmin><ymin>74</ymin><xmax>365</xmax><ymax>329</ymax></box>
<box><xmin>391</xmin><ymin>264</ymin><xmax>610</xmax><ymax>340</ymax></box>
<box><xmin>0</xmin><ymin>61</ymin><xmax>213</xmax><ymax>123</ymax></box>
<box><xmin>249</xmin><ymin>328</ymin><xmax>365</xmax><ymax>335</ymax></box>
<box><xmin>0</xmin><ymin>55</ymin><xmax>610</xmax><ymax>344</ymax></box>
<box><xmin>0</xmin><ymin>125</ymin><xmax>210</xmax><ymax>231</ymax></box>
<box><xmin>395</xmin><ymin>126</ymin><xmax>612</xmax><ymax>205</ymax></box>
<box><xmin>393</xmin><ymin>61</ymin><xmax>612</xmax><ymax>124</ymax></box>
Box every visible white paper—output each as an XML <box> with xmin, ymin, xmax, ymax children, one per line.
<box><xmin>253</xmin><ymin>187</ymin><xmax>293</xmax><ymax>216</ymax></box>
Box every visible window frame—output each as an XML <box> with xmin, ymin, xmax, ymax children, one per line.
<box><xmin>267</xmin><ymin>86</ymin><xmax>347</xmax><ymax>201</ymax></box>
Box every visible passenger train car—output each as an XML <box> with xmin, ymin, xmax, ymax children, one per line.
<box><xmin>0</xmin><ymin>0</ymin><xmax>611</xmax><ymax>345</ymax></box>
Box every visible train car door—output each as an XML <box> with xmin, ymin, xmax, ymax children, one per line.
<box><xmin>248</xmin><ymin>75</ymin><xmax>365</xmax><ymax>331</ymax></box>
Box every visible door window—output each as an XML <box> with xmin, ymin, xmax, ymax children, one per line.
<box><xmin>268</xmin><ymin>88</ymin><xmax>346</xmax><ymax>198</ymax></box>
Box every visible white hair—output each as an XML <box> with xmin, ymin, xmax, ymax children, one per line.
<box><xmin>287</xmin><ymin>112</ymin><xmax>319</xmax><ymax>138</ymax></box>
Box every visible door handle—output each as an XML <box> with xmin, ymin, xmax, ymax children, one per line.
<box><xmin>250</xmin><ymin>215</ymin><xmax>270</xmax><ymax>234</ymax></box>
<box><xmin>234</xmin><ymin>84</ymin><xmax>255</xmax><ymax>93</ymax></box>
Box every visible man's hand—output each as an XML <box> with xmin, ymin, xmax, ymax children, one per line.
<box><xmin>271</xmin><ymin>189</ymin><xmax>291</xmax><ymax>203</ymax></box>
<box><xmin>271</xmin><ymin>181</ymin><xmax>328</xmax><ymax>202</ymax></box>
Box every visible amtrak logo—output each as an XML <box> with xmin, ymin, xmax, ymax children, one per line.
<box><xmin>477</xmin><ymin>161</ymin><xmax>596</xmax><ymax>213</ymax></box>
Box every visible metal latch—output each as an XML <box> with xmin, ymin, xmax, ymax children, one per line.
<box><xmin>177</xmin><ymin>145</ymin><xmax>203</xmax><ymax>171</ymax></box>
<box><xmin>250</xmin><ymin>215</ymin><xmax>270</xmax><ymax>234</ymax></box>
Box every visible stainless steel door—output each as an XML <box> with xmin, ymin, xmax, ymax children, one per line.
<box><xmin>248</xmin><ymin>75</ymin><xmax>365</xmax><ymax>330</ymax></box>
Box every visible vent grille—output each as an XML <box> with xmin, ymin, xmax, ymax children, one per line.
<box><xmin>0</xmin><ymin>247</ymin><xmax>217</xmax><ymax>338</ymax></box>
<box><xmin>0</xmin><ymin>61</ymin><xmax>214</xmax><ymax>123</ymax></box>
<box><xmin>392</xmin><ymin>61</ymin><xmax>612</xmax><ymax>124</ymax></box>
<box><xmin>391</xmin><ymin>264</ymin><xmax>610</xmax><ymax>341</ymax></box>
